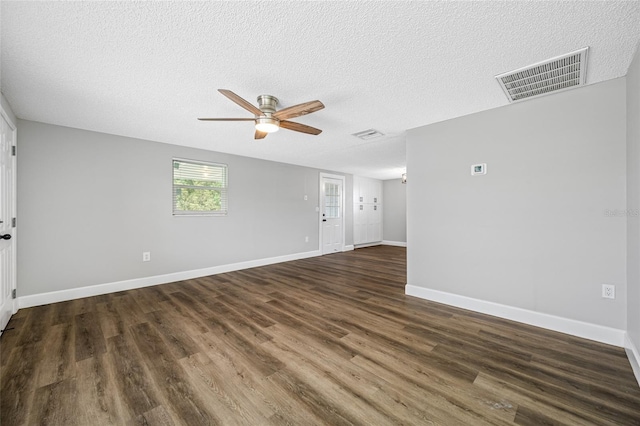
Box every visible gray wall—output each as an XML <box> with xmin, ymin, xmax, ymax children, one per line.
<box><xmin>628</xmin><ymin>43</ymin><xmax>640</xmax><ymax>351</ymax></box>
<box><xmin>17</xmin><ymin>120</ymin><xmax>352</xmax><ymax>297</ymax></box>
<box><xmin>407</xmin><ymin>78</ymin><xmax>627</xmax><ymax>329</ymax></box>
<box><xmin>382</xmin><ymin>178</ymin><xmax>406</xmax><ymax>243</ymax></box>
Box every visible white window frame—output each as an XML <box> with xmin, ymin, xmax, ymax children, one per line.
<box><xmin>172</xmin><ymin>158</ymin><xmax>228</xmax><ymax>216</ymax></box>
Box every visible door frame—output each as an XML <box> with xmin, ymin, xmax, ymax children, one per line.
<box><xmin>0</xmin><ymin>102</ymin><xmax>17</xmax><ymax>330</ymax></box>
<box><xmin>318</xmin><ymin>173</ymin><xmax>346</xmax><ymax>254</ymax></box>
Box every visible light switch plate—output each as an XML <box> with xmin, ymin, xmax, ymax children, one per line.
<box><xmin>471</xmin><ymin>163</ymin><xmax>487</xmax><ymax>176</ymax></box>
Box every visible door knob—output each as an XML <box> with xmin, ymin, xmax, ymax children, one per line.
<box><xmin>0</xmin><ymin>234</ymin><xmax>11</xmax><ymax>240</ymax></box>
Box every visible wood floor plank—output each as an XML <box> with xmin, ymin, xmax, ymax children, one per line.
<box><xmin>27</xmin><ymin>378</ymin><xmax>79</xmax><ymax>426</ymax></box>
<box><xmin>50</xmin><ymin>300</ymin><xmax>76</xmax><ymax>326</ymax></box>
<box><xmin>1</xmin><ymin>343</ymin><xmax>44</xmax><ymax>425</ymax></box>
<box><xmin>214</xmin><ymin>294</ymin><xmax>276</xmax><ymax>328</ymax></box>
<box><xmin>265</xmin><ymin>295</ymin><xmax>350</xmax><ymax>338</ymax></box>
<box><xmin>106</xmin><ymin>332</ymin><xmax>162</xmax><ymax>417</ymax></box>
<box><xmin>267</xmin><ymin>368</ymin><xmax>363</xmax><ymax>426</ymax></box>
<box><xmin>207</xmin><ymin>299</ymin><xmax>274</xmax><ymax>344</ymax></box>
<box><xmin>157</xmin><ymin>296</ymin><xmax>210</xmax><ymax>337</ymax></box>
<box><xmin>0</xmin><ymin>316</ymin><xmax>25</xmax><ymax>368</ymax></box>
<box><xmin>96</xmin><ymin>301</ymin><xmax>126</xmax><ymax>340</ymax></box>
<box><xmin>341</xmin><ymin>332</ymin><xmax>517</xmax><ymax>425</ymax></box>
<box><xmin>265</xmin><ymin>323</ymin><xmax>384</xmax><ymax>393</ymax></box>
<box><xmin>513</xmin><ymin>405</ymin><xmax>569</xmax><ymax>426</ymax></box>
<box><xmin>178</xmin><ymin>352</ymin><xmax>272</xmax><ymax>425</ymax></box>
<box><xmin>16</xmin><ymin>304</ymin><xmax>53</xmax><ymax>347</ymax></box>
<box><xmin>71</xmin><ymin>296</ymin><xmax>99</xmax><ymax>316</ymax></box>
<box><xmin>74</xmin><ymin>311</ymin><xmax>107</xmax><ymax>362</ymax></box>
<box><xmin>132</xmin><ymin>405</ymin><xmax>175</xmax><ymax>426</ymax></box>
<box><xmin>165</xmin><ymin>292</ymin><xmax>271</xmax><ymax>343</ymax></box>
<box><xmin>166</xmin><ymin>290</ymin><xmax>219</xmax><ymax>317</ymax></box>
<box><xmin>191</xmin><ymin>278</ymin><xmax>227</xmax><ymax>298</ymax></box>
<box><xmin>435</xmin><ymin>343</ymin><xmax>640</xmax><ymax>424</ymax></box>
<box><xmin>34</xmin><ymin>323</ymin><xmax>75</xmax><ymax>388</ymax></box>
<box><xmin>129</xmin><ymin>322</ymin><xmax>219</xmax><ymax>425</ymax></box>
<box><xmin>128</xmin><ymin>288</ymin><xmax>164</xmax><ymax>314</ymax></box>
<box><xmin>474</xmin><ymin>372</ymin><xmax>622</xmax><ymax>426</ymax></box>
<box><xmin>75</xmin><ymin>354</ymin><xmax>131</xmax><ymax>425</ymax></box>
<box><xmin>478</xmin><ymin>327</ymin><xmax>634</xmax><ymax>378</ymax></box>
<box><xmin>256</xmin><ymin>300</ymin><xmax>359</xmax><ymax>361</ymax></box>
<box><xmin>111</xmin><ymin>294</ymin><xmax>148</xmax><ymax>328</ymax></box>
<box><xmin>193</xmin><ymin>332</ymin><xmax>324</xmax><ymax>425</ymax></box>
<box><xmin>263</xmin><ymin>325</ymin><xmax>433</xmax><ymax>425</ymax></box>
<box><xmin>145</xmin><ymin>310</ymin><xmax>201</xmax><ymax>360</ymax></box>
<box><xmin>199</xmin><ymin>313</ymin><xmax>285</xmax><ymax>377</ymax></box>
<box><xmin>350</xmin><ymin>353</ymin><xmax>512</xmax><ymax>425</ymax></box>
<box><xmin>340</xmin><ymin>331</ymin><xmax>478</xmax><ymax>388</ymax></box>
<box><xmin>1</xmin><ymin>246</ymin><xmax>639</xmax><ymax>425</ymax></box>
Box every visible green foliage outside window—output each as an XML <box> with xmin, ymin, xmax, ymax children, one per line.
<box><xmin>174</xmin><ymin>184</ymin><xmax>222</xmax><ymax>212</ymax></box>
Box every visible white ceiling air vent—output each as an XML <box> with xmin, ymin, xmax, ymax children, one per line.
<box><xmin>352</xmin><ymin>129</ymin><xmax>385</xmax><ymax>140</ymax></box>
<box><xmin>495</xmin><ymin>47</ymin><xmax>589</xmax><ymax>103</ymax></box>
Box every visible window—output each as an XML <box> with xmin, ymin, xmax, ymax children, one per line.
<box><xmin>172</xmin><ymin>159</ymin><xmax>227</xmax><ymax>216</ymax></box>
<box><xmin>324</xmin><ymin>181</ymin><xmax>340</xmax><ymax>219</ymax></box>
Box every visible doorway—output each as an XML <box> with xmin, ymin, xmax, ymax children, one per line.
<box><xmin>0</xmin><ymin>106</ymin><xmax>17</xmax><ymax>335</ymax></box>
<box><xmin>319</xmin><ymin>173</ymin><xmax>345</xmax><ymax>254</ymax></box>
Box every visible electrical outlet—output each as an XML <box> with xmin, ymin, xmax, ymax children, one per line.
<box><xmin>602</xmin><ymin>284</ymin><xmax>615</xmax><ymax>299</ymax></box>
<box><xmin>305</xmin><ymin>236</ymin><xmax>309</xmax><ymax>243</ymax></box>
<box><xmin>142</xmin><ymin>252</ymin><xmax>151</xmax><ymax>262</ymax></box>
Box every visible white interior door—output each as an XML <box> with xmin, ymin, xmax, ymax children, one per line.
<box><xmin>320</xmin><ymin>174</ymin><xmax>344</xmax><ymax>254</ymax></box>
<box><xmin>0</xmin><ymin>110</ymin><xmax>17</xmax><ymax>335</ymax></box>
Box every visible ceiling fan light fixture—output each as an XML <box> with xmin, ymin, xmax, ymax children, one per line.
<box><xmin>199</xmin><ymin>90</ymin><xmax>323</xmax><ymax>139</ymax></box>
<box><xmin>255</xmin><ymin>117</ymin><xmax>280</xmax><ymax>133</ymax></box>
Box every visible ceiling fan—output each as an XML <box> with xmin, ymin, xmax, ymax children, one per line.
<box><xmin>199</xmin><ymin>89</ymin><xmax>325</xmax><ymax>139</ymax></box>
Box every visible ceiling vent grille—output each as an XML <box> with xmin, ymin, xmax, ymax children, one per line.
<box><xmin>495</xmin><ymin>47</ymin><xmax>589</xmax><ymax>103</ymax></box>
<box><xmin>352</xmin><ymin>129</ymin><xmax>385</xmax><ymax>140</ymax></box>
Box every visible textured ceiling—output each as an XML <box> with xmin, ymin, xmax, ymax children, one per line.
<box><xmin>1</xmin><ymin>1</ymin><xmax>639</xmax><ymax>180</ymax></box>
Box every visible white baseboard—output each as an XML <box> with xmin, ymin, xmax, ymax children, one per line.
<box><xmin>405</xmin><ymin>285</ymin><xmax>626</xmax><ymax>347</ymax></box>
<box><xmin>343</xmin><ymin>245</ymin><xmax>355</xmax><ymax>252</ymax></box>
<box><xmin>382</xmin><ymin>240</ymin><xmax>407</xmax><ymax>247</ymax></box>
<box><xmin>626</xmin><ymin>334</ymin><xmax>640</xmax><ymax>386</ymax></box>
<box><xmin>354</xmin><ymin>242</ymin><xmax>382</xmax><ymax>249</ymax></box>
<box><xmin>19</xmin><ymin>250</ymin><xmax>322</xmax><ymax>309</ymax></box>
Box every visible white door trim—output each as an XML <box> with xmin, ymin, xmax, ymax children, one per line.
<box><xmin>319</xmin><ymin>173</ymin><xmax>345</xmax><ymax>254</ymax></box>
<box><xmin>0</xmin><ymin>102</ymin><xmax>17</xmax><ymax>332</ymax></box>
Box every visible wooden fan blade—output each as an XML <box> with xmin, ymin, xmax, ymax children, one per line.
<box><xmin>255</xmin><ymin>130</ymin><xmax>268</xmax><ymax>139</ymax></box>
<box><xmin>198</xmin><ymin>118</ymin><xmax>256</xmax><ymax>121</ymax></box>
<box><xmin>279</xmin><ymin>120</ymin><xmax>322</xmax><ymax>135</ymax></box>
<box><xmin>273</xmin><ymin>100</ymin><xmax>324</xmax><ymax>120</ymax></box>
<box><xmin>218</xmin><ymin>89</ymin><xmax>263</xmax><ymax>116</ymax></box>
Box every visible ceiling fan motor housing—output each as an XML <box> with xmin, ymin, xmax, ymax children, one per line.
<box><xmin>257</xmin><ymin>95</ymin><xmax>278</xmax><ymax>114</ymax></box>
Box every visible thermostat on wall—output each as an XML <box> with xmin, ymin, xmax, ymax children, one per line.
<box><xmin>471</xmin><ymin>163</ymin><xmax>487</xmax><ymax>176</ymax></box>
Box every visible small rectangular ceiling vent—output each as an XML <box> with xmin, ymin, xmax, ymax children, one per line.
<box><xmin>352</xmin><ymin>129</ymin><xmax>385</xmax><ymax>140</ymax></box>
<box><xmin>495</xmin><ymin>47</ymin><xmax>589</xmax><ymax>103</ymax></box>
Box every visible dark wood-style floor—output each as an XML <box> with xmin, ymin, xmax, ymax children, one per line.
<box><xmin>1</xmin><ymin>246</ymin><xmax>639</xmax><ymax>425</ymax></box>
